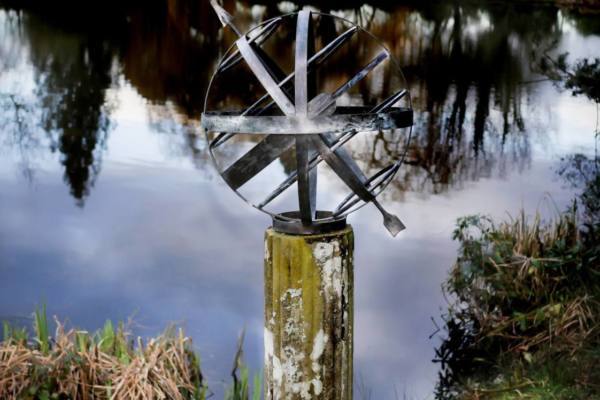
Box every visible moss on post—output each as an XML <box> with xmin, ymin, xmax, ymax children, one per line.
<box><xmin>264</xmin><ymin>226</ymin><xmax>354</xmax><ymax>400</ymax></box>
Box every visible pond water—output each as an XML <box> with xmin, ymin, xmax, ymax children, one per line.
<box><xmin>0</xmin><ymin>1</ymin><xmax>599</xmax><ymax>398</ymax></box>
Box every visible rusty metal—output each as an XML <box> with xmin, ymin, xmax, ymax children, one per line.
<box><xmin>201</xmin><ymin>4</ymin><xmax>414</xmax><ymax>236</ymax></box>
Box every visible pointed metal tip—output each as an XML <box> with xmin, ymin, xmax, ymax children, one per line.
<box><xmin>383</xmin><ymin>214</ymin><xmax>406</xmax><ymax>237</ymax></box>
<box><xmin>210</xmin><ymin>0</ymin><xmax>237</xmax><ymax>32</ymax></box>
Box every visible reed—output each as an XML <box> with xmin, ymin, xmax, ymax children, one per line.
<box><xmin>0</xmin><ymin>310</ymin><xmax>207</xmax><ymax>400</ymax></box>
<box><xmin>224</xmin><ymin>330</ymin><xmax>261</xmax><ymax>400</ymax></box>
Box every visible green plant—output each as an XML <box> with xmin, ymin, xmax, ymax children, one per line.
<box><xmin>33</xmin><ymin>305</ymin><xmax>49</xmax><ymax>355</ymax></box>
<box><xmin>435</xmin><ymin>207</ymin><xmax>600</xmax><ymax>399</ymax></box>
<box><xmin>3</xmin><ymin>321</ymin><xmax>28</xmax><ymax>344</ymax></box>
<box><xmin>225</xmin><ymin>330</ymin><xmax>261</xmax><ymax>400</ymax></box>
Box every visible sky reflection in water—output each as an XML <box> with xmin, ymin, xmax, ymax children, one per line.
<box><xmin>0</xmin><ymin>1</ymin><xmax>599</xmax><ymax>398</ymax></box>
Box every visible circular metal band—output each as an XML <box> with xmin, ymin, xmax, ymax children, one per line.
<box><xmin>201</xmin><ymin>107</ymin><xmax>413</xmax><ymax>135</ymax></box>
<box><xmin>272</xmin><ymin>211</ymin><xmax>347</xmax><ymax>235</ymax></box>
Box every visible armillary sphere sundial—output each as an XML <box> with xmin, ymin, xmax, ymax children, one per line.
<box><xmin>201</xmin><ymin>1</ymin><xmax>414</xmax><ymax>236</ymax></box>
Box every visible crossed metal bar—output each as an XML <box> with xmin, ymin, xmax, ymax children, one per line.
<box><xmin>204</xmin><ymin>3</ymin><xmax>410</xmax><ymax>235</ymax></box>
<box><xmin>209</xmin><ymin>24</ymin><xmax>359</xmax><ymax>148</ymax></box>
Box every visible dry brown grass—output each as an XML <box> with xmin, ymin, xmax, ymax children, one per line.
<box><xmin>0</xmin><ymin>317</ymin><xmax>205</xmax><ymax>400</ymax></box>
<box><xmin>0</xmin><ymin>341</ymin><xmax>44</xmax><ymax>398</ymax></box>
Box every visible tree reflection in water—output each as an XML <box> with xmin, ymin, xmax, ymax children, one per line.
<box><xmin>30</xmin><ymin>27</ymin><xmax>114</xmax><ymax>204</ymax></box>
<box><xmin>348</xmin><ymin>3</ymin><xmax>565</xmax><ymax>198</ymax></box>
<box><xmin>1</xmin><ymin>8</ymin><xmax>118</xmax><ymax>204</ymax></box>
<box><xmin>0</xmin><ymin>0</ymin><xmax>591</xmax><ymax>202</ymax></box>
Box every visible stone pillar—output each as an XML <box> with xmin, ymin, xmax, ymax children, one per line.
<box><xmin>264</xmin><ymin>226</ymin><xmax>354</xmax><ymax>400</ymax></box>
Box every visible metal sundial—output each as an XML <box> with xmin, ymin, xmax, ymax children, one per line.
<box><xmin>201</xmin><ymin>2</ymin><xmax>413</xmax><ymax>236</ymax></box>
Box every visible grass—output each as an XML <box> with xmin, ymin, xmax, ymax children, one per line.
<box><xmin>33</xmin><ymin>305</ymin><xmax>49</xmax><ymax>356</ymax></box>
<box><xmin>435</xmin><ymin>205</ymin><xmax>600</xmax><ymax>399</ymax></box>
<box><xmin>224</xmin><ymin>366</ymin><xmax>261</xmax><ymax>400</ymax></box>
<box><xmin>1</xmin><ymin>312</ymin><xmax>194</xmax><ymax>399</ymax></box>
<box><xmin>1</xmin><ymin>309</ymin><xmax>261</xmax><ymax>399</ymax></box>
<box><xmin>224</xmin><ymin>330</ymin><xmax>261</xmax><ymax>400</ymax></box>
<box><xmin>452</xmin><ymin>210</ymin><xmax>597</xmax><ymax>353</ymax></box>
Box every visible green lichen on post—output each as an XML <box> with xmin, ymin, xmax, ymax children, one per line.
<box><xmin>264</xmin><ymin>227</ymin><xmax>354</xmax><ymax>400</ymax></box>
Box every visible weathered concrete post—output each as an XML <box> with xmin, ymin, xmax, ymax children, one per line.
<box><xmin>264</xmin><ymin>227</ymin><xmax>354</xmax><ymax>400</ymax></box>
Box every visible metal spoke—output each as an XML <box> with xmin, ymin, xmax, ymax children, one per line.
<box><xmin>310</xmin><ymin>134</ymin><xmax>373</xmax><ymax>200</ymax></box>
<box><xmin>217</xmin><ymin>17</ymin><xmax>283</xmax><ymax>74</ymax></box>
<box><xmin>295</xmin><ymin>10</ymin><xmax>318</xmax><ymax>223</ymax></box>
<box><xmin>296</xmin><ymin>135</ymin><xmax>318</xmax><ymax>222</ymax></box>
<box><xmin>221</xmin><ymin>134</ymin><xmax>294</xmax><ymax>190</ymax></box>
<box><xmin>333</xmin><ymin>163</ymin><xmax>398</xmax><ymax>215</ymax></box>
<box><xmin>308</xmin><ymin>51</ymin><xmax>389</xmax><ymax>116</ymax></box>
<box><xmin>295</xmin><ymin>10</ymin><xmax>311</xmax><ymax>116</ymax></box>
<box><xmin>236</xmin><ymin>36</ymin><xmax>295</xmax><ymax>114</ymax></box>
<box><xmin>371</xmin><ymin>89</ymin><xmax>407</xmax><ymax>112</ymax></box>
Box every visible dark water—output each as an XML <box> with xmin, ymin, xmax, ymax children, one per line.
<box><xmin>1</xmin><ymin>1</ymin><xmax>599</xmax><ymax>398</ymax></box>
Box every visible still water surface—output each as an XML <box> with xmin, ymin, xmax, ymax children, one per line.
<box><xmin>1</xmin><ymin>1</ymin><xmax>599</xmax><ymax>398</ymax></box>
